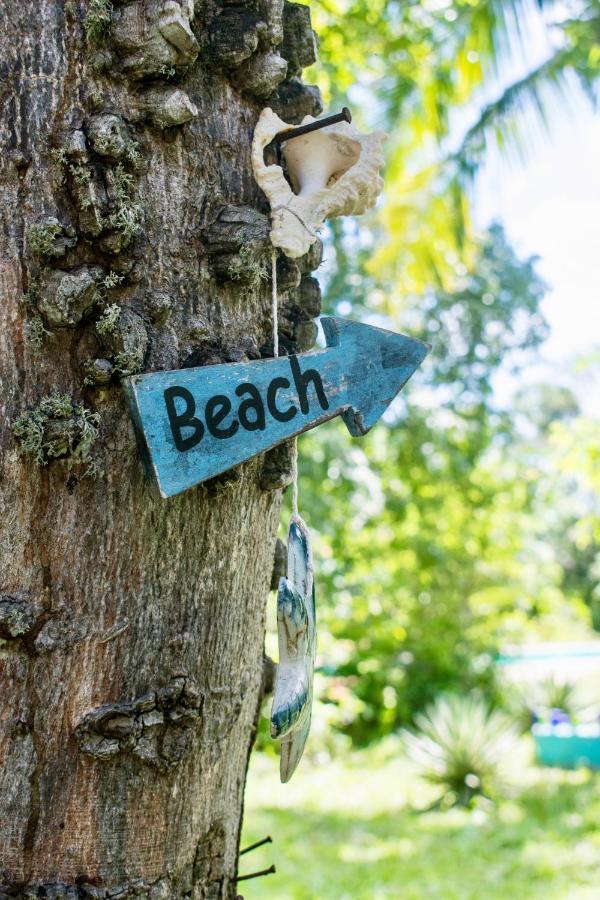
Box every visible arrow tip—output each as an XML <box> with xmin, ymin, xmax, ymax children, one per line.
<box><xmin>320</xmin><ymin>316</ymin><xmax>430</xmax><ymax>435</ymax></box>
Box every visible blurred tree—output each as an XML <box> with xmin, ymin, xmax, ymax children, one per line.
<box><xmin>291</xmin><ymin>228</ymin><xmax>577</xmax><ymax>743</ymax></box>
<box><xmin>513</xmin><ymin>383</ymin><xmax>580</xmax><ymax>433</ymax></box>
<box><xmin>280</xmin><ymin>0</ymin><xmax>600</xmax><ymax>746</ymax></box>
<box><xmin>544</xmin><ymin>416</ymin><xmax>600</xmax><ymax>629</ymax></box>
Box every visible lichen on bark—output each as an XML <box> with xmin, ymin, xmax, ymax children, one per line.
<box><xmin>12</xmin><ymin>394</ymin><xmax>100</xmax><ymax>467</ymax></box>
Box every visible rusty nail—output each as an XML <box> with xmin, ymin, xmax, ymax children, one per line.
<box><xmin>240</xmin><ymin>835</ymin><xmax>273</xmax><ymax>856</ymax></box>
<box><xmin>273</xmin><ymin>108</ymin><xmax>352</xmax><ymax>145</ymax></box>
<box><xmin>235</xmin><ymin>864</ymin><xmax>276</xmax><ymax>882</ymax></box>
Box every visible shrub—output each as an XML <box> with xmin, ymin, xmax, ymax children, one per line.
<box><xmin>403</xmin><ymin>694</ymin><xmax>518</xmax><ymax>807</ymax></box>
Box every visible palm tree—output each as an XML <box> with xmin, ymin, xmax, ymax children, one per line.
<box><xmin>314</xmin><ymin>0</ymin><xmax>600</xmax><ymax>293</ymax></box>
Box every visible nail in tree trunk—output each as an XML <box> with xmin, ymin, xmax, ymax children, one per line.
<box><xmin>0</xmin><ymin>0</ymin><xmax>322</xmax><ymax>895</ymax></box>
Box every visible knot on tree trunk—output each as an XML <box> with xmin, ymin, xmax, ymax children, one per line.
<box><xmin>266</xmin><ymin>76</ymin><xmax>323</xmax><ymax>124</ymax></box>
<box><xmin>75</xmin><ymin>677</ymin><xmax>203</xmax><ymax>772</ymax></box>
<box><xmin>204</xmin><ymin>205</ymin><xmax>271</xmax><ymax>284</ymax></box>
<box><xmin>111</xmin><ymin>0</ymin><xmax>200</xmax><ymax>80</ymax></box>
<box><xmin>260</xmin><ymin>439</ymin><xmax>295</xmax><ymax>491</ymax></box>
<box><xmin>280</xmin><ymin>1</ymin><xmax>317</xmax><ymax>78</ymax></box>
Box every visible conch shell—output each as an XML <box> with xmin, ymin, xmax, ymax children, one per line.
<box><xmin>252</xmin><ymin>108</ymin><xmax>386</xmax><ymax>258</ymax></box>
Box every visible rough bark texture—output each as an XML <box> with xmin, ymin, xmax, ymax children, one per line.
<box><xmin>0</xmin><ymin>1</ymin><xmax>322</xmax><ymax>896</ymax></box>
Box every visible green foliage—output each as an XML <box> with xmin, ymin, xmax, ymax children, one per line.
<box><xmin>531</xmin><ymin>677</ymin><xmax>585</xmax><ymax>720</ymax></box>
<box><xmin>75</xmin><ymin>407</ymin><xmax>102</xmax><ymax>464</ymax></box>
<box><xmin>112</xmin><ymin>163</ymin><xmax>134</xmax><ymax>197</ymax></box>
<box><xmin>22</xmin><ymin>280</ymin><xmax>40</xmax><ymax>308</ymax></box>
<box><xmin>92</xmin><ymin>271</ymin><xmax>125</xmax><ymax>310</ymax></box>
<box><xmin>32</xmin><ymin>395</ymin><xmax>72</xmax><ymax>426</ymax></box>
<box><xmin>228</xmin><ymin>243</ymin><xmax>270</xmax><ymax>300</ymax></box>
<box><xmin>24</xmin><ymin>315</ymin><xmax>50</xmax><ymax>351</ymax></box>
<box><xmin>102</xmin><ymin>164</ymin><xmax>142</xmax><ymax>241</ymax></box>
<box><xmin>415</xmin><ymin>225</ymin><xmax>549</xmax><ymax>396</ymax></box>
<box><xmin>293</xmin><ymin>225</ymin><xmax>578</xmax><ymax>743</ymax></box>
<box><xmin>124</xmin><ymin>140</ymin><xmax>142</xmax><ymax>169</ymax></box>
<box><xmin>513</xmin><ymin>383</ymin><xmax>580</xmax><ymax>433</ymax></box>
<box><xmin>51</xmin><ymin>150</ymin><xmax>91</xmax><ymax>195</ymax></box>
<box><xmin>100</xmin><ymin>270</ymin><xmax>124</xmax><ymax>291</ymax></box>
<box><xmin>51</xmin><ymin>143</ymin><xmax>142</xmax><ymax>242</ymax></box>
<box><xmin>70</xmin><ymin>164</ymin><xmax>92</xmax><ymax>185</ymax></box>
<box><xmin>113</xmin><ymin>348</ymin><xmax>144</xmax><ymax>376</ymax></box>
<box><xmin>13</xmin><ymin>408</ymin><xmax>48</xmax><ymax>464</ymax></box>
<box><xmin>84</xmin><ymin>0</ymin><xmax>113</xmax><ymax>44</ymax></box>
<box><xmin>88</xmin><ymin>85</ymin><xmax>104</xmax><ymax>109</ymax></box>
<box><xmin>50</xmin><ymin>147</ymin><xmax>68</xmax><ymax>168</ymax></box>
<box><xmin>542</xmin><ymin>415</ymin><xmax>600</xmax><ymax>629</ymax></box>
<box><xmin>286</xmin><ymin>2</ymin><xmax>600</xmax><ymax>746</ymax></box>
<box><xmin>403</xmin><ymin>694</ymin><xmax>518</xmax><ymax>807</ymax></box>
<box><xmin>21</xmin><ymin>281</ymin><xmax>49</xmax><ymax>351</ymax></box>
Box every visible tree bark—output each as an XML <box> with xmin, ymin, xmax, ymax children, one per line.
<box><xmin>0</xmin><ymin>1</ymin><xmax>321</xmax><ymax>896</ymax></box>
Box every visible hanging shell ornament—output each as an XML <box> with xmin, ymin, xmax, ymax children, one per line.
<box><xmin>252</xmin><ymin>108</ymin><xmax>386</xmax><ymax>258</ymax></box>
<box><xmin>271</xmin><ymin>516</ymin><xmax>316</xmax><ymax>783</ymax></box>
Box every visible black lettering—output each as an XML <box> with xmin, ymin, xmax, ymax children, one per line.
<box><xmin>267</xmin><ymin>377</ymin><xmax>297</xmax><ymax>422</ymax></box>
<box><xmin>288</xmin><ymin>355</ymin><xmax>329</xmax><ymax>415</ymax></box>
<box><xmin>236</xmin><ymin>383</ymin><xmax>266</xmax><ymax>431</ymax></box>
<box><xmin>164</xmin><ymin>386</ymin><xmax>204</xmax><ymax>452</ymax></box>
<box><xmin>206</xmin><ymin>394</ymin><xmax>239</xmax><ymax>439</ymax></box>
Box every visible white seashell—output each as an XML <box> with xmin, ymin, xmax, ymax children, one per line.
<box><xmin>252</xmin><ymin>108</ymin><xmax>386</xmax><ymax>258</ymax></box>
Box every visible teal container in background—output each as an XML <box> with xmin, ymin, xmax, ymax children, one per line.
<box><xmin>533</xmin><ymin>724</ymin><xmax>600</xmax><ymax>769</ymax></box>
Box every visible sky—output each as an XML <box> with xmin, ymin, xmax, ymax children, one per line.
<box><xmin>475</xmin><ymin>101</ymin><xmax>600</xmax><ymax>364</ymax></box>
<box><xmin>474</xmin><ymin>100</ymin><xmax>600</xmax><ymax>413</ymax></box>
<box><xmin>462</xmin><ymin>3</ymin><xmax>600</xmax><ymax>415</ymax></box>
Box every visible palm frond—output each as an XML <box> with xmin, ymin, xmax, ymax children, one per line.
<box><xmin>451</xmin><ymin>45</ymin><xmax>578</xmax><ymax>182</ymax></box>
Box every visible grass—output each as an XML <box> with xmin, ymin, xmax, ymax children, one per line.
<box><xmin>241</xmin><ymin>742</ymin><xmax>600</xmax><ymax>899</ymax></box>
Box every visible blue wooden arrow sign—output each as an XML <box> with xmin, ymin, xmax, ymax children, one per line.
<box><xmin>123</xmin><ymin>316</ymin><xmax>430</xmax><ymax>498</ymax></box>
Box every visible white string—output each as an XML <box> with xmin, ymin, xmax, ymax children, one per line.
<box><xmin>271</xmin><ymin>247</ymin><xmax>299</xmax><ymax>516</ymax></box>
<box><xmin>271</xmin><ymin>249</ymin><xmax>279</xmax><ymax>359</ymax></box>
<box><xmin>291</xmin><ymin>438</ymin><xmax>299</xmax><ymax>520</ymax></box>
<box><xmin>271</xmin><ymin>204</ymin><xmax>318</xmax><ymax>240</ymax></box>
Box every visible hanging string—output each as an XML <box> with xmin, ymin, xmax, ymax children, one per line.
<box><xmin>271</xmin><ymin>247</ymin><xmax>300</xmax><ymax>519</ymax></box>
<box><xmin>271</xmin><ymin>249</ymin><xmax>279</xmax><ymax>359</ymax></box>
<box><xmin>291</xmin><ymin>437</ymin><xmax>299</xmax><ymax>520</ymax></box>
<box><xmin>271</xmin><ymin>204</ymin><xmax>317</xmax><ymax>241</ymax></box>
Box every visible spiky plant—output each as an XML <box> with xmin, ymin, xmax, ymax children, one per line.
<box><xmin>532</xmin><ymin>676</ymin><xmax>586</xmax><ymax>721</ymax></box>
<box><xmin>403</xmin><ymin>694</ymin><xmax>518</xmax><ymax>808</ymax></box>
<box><xmin>503</xmin><ymin>674</ymin><xmax>589</xmax><ymax>732</ymax></box>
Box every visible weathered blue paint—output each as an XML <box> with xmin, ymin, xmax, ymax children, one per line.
<box><xmin>123</xmin><ymin>316</ymin><xmax>430</xmax><ymax>498</ymax></box>
<box><xmin>271</xmin><ymin>516</ymin><xmax>316</xmax><ymax>783</ymax></box>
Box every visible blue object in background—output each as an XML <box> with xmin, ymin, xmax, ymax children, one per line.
<box><xmin>549</xmin><ymin>708</ymin><xmax>570</xmax><ymax>726</ymax></box>
<box><xmin>498</xmin><ymin>641</ymin><xmax>600</xmax><ymax>770</ymax></box>
<box><xmin>533</xmin><ymin>723</ymin><xmax>600</xmax><ymax>769</ymax></box>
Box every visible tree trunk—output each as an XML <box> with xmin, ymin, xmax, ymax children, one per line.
<box><xmin>0</xmin><ymin>1</ymin><xmax>321</xmax><ymax>896</ymax></box>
